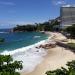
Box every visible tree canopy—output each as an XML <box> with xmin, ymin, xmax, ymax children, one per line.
<box><xmin>0</xmin><ymin>55</ymin><xmax>23</xmax><ymax>75</ymax></box>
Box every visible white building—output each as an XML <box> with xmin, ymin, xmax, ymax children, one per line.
<box><xmin>60</xmin><ymin>5</ymin><xmax>75</xmax><ymax>29</ymax></box>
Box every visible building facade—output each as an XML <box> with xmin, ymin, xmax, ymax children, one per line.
<box><xmin>60</xmin><ymin>5</ymin><xmax>75</xmax><ymax>29</ymax></box>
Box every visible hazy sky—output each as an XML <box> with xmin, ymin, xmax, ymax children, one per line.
<box><xmin>0</xmin><ymin>0</ymin><xmax>75</xmax><ymax>28</ymax></box>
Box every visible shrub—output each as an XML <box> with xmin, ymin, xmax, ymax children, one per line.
<box><xmin>0</xmin><ymin>55</ymin><xmax>23</xmax><ymax>75</ymax></box>
<box><xmin>46</xmin><ymin>60</ymin><xmax>75</xmax><ymax>75</ymax></box>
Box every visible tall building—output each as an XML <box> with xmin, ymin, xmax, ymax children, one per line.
<box><xmin>60</xmin><ymin>5</ymin><xmax>75</xmax><ymax>29</ymax></box>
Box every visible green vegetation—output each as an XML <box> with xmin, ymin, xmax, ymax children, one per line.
<box><xmin>13</xmin><ymin>23</ymin><xmax>52</xmax><ymax>32</ymax></box>
<box><xmin>13</xmin><ymin>17</ymin><xmax>60</xmax><ymax>32</ymax></box>
<box><xmin>0</xmin><ymin>38</ymin><xmax>5</xmax><ymax>42</ymax></box>
<box><xmin>67</xmin><ymin>43</ymin><xmax>75</xmax><ymax>48</ymax></box>
<box><xmin>46</xmin><ymin>60</ymin><xmax>75</xmax><ymax>75</ymax></box>
<box><xmin>65</xmin><ymin>24</ymin><xmax>75</xmax><ymax>37</ymax></box>
<box><xmin>0</xmin><ymin>55</ymin><xmax>22</xmax><ymax>75</ymax></box>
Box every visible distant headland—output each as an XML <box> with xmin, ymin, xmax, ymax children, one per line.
<box><xmin>13</xmin><ymin>17</ymin><xmax>60</xmax><ymax>32</ymax></box>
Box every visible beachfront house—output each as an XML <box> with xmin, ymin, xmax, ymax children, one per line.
<box><xmin>60</xmin><ymin>5</ymin><xmax>75</xmax><ymax>29</ymax></box>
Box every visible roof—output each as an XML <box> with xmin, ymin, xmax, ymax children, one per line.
<box><xmin>62</xmin><ymin>5</ymin><xmax>75</xmax><ymax>7</ymax></box>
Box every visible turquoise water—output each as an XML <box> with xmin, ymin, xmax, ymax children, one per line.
<box><xmin>0</xmin><ymin>31</ymin><xmax>48</xmax><ymax>52</ymax></box>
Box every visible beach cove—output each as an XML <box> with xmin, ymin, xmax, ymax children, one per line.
<box><xmin>21</xmin><ymin>32</ymin><xmax>75</xmax><ymax>75</ymax></box>
<box><xmin>12</xmin><ymin>32</ymin><xmax>55</xmax><ymax>73</ymax></box>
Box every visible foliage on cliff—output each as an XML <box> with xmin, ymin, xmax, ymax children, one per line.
<box><xmin>65</xmin><ymin>24</ymin><xmax>75</xmax><ymax>37</ymax></box>
<box><xmin>13</xmin><ymin>18</ymin><xmax>60</xmax><ymax>32</ymax></box>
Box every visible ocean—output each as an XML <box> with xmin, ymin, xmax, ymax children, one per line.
<box><xmin>0</xmin><ymin>29</ymin><xmax>48</xmax><ymax>52</ymax></box>
<box><xmin>0</xmin><ymin>29</ymin><xmax>49</xmax><ymax>73</ymax></box>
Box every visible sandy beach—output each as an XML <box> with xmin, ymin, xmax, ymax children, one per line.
<box><xmin>21</xmin><ymin>32</ymin><xmax>75</xmax><ymax>75</ymax></box>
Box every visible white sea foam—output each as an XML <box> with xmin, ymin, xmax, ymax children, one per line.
<box><xmin>13</xmin><ymin>47</ymin><xmax>47</xmax><ymax>73</ymax></box>
<box><xmin>0</xmin><ymin>36</ymin><xmax>54</xmax><ymax>73</ymax></box>
<box><xmin>34</xmin><ymin>36</ymin><xmax>41</xmax><ymax>38</ymax></box>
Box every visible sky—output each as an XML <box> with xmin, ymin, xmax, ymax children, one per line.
<box><xmin>0</xmin><ymin>0</ymin><xmax>75</xmax><ymax>29</ymax></box>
